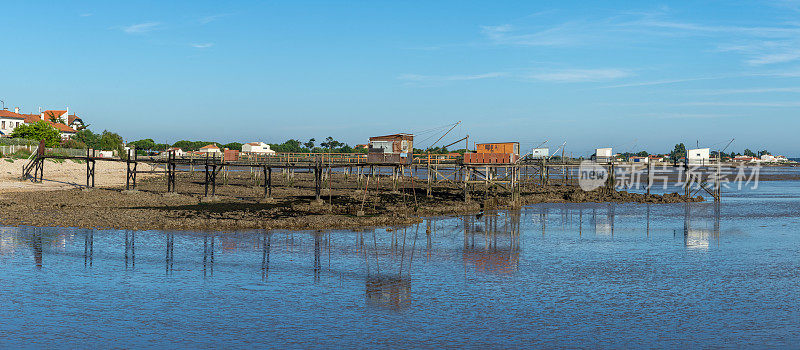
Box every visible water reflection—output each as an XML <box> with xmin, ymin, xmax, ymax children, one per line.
<box><xmin>124</xmin><ymin>230</ymin><xmax>135</xmax><ymax>269</ymax></box>
<box><xmin>681</xmin><ymin>202</ymin><xmax>721</xmax><ymax>250</ymax></box>
<box><xmin>202</xmin><ymin>234</ymin><xmax>214</xmax><ymax>277</ymax></box>
<box><xmin>462</xmin><ymin>212</ymin><xmax>521</xmax><ymax>274</ymax></box>
<box><xmin>365</xmin><ymin>276</ymin><xmax>411</xmax><ymax>310</ymax></box>
<box><xmin>261</xmin><ymin>232</ymin><xmax>271</xmax><ymax>281</ymax></box>
<box><xmin>83</xmin><ymin>229</ymin><xmax>93</xmax><ymax>267</ymax></box>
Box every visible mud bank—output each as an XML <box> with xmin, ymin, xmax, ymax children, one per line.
<box><xmin>0</xmin><ymin>171</ymin><xmax>701</xmax><ymax>231</ymax></box>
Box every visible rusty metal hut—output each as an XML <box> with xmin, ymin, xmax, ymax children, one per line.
<box><xmin>367</xmin><ymin>133</ymin><xmax>414</xmax><ymax>164</ymax></box>
<box><xmin>463</xmin><ymin>142</ymin><xmax>520</xmax><ymax>164</ymax></box>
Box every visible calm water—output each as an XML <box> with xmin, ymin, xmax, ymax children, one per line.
<box><xmin>2</xmin><ymin>177</ymin><xmax>800</xmax><ymax>348</ymax></box>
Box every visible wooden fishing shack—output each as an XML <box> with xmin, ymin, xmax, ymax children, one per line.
<box><xmin>367</xmin><ymin>133</ymin><xmax>414</xmax><ymax>164</ymax></box>
<box><xmin>463</xmin><ymin>142</ymin><xmax>520</xmax><ymax>164</ymax></box>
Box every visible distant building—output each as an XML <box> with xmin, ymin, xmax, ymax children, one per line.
<box><xmin>760</xmin><ymin>154</ymin><xmax>776</xmax><ymax>162</ymax></box>
<box><xmin>355</xmin><ymin>144</ymin><xmax>368</xmax><ymax>150</ymax></box>
<box><xmin>367</xmin><ymin>133</ymin><xmax>414</xmax><ymax>164</ymax></box>
<box><xmin>648</xmin><ymin>155</ymin><xmax>663</xmax><ymax>163</ymax></box>
<box><xmin>242</xmin><ymin>142</ymin><xmax>276</xmax><ymax>154</ymax></box>
<box><xmin>733</xmin><ymin>155</ymin><xmax>756</xmax><ymax>163</ymax></box>
<box><xmin>165</xmin><ymin>147</ymin><xmax>185</xmax><ymax>156</ymax></box>
<box><xmin>531</xmin><ymin>147</ymin><xmax>549</xmax><ymax>159</ymax></box>
<box><xmin>0</xmin><ymin>107</ymin><xmax>80</xmax><ymax>139</ymax></box>
<box><xmin>0</xmin><ymin>110</ymin><xmax>25</xmax><ymax>136</ymax></box>
<box><xmin>198</xmin><ymin>144</ymin><xmax>222</xmax><ymax>154</ymax></box>
<box><xmin>593</xmin><ymin>147</ymin><xmax>613</xmax><ymax>162</ymax></box>
<box><xmin>630</xmin><ymin>156</ymin><xmax>649</xmax><ymax>164</ymax></box>
<box><xmin>687</xmin><ymin>148</ymin><xmax>710</xmax><ymax>166</ymax></box>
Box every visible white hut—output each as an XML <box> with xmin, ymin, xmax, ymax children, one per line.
<box><xmin>531</xmin><ymin>148</ymin><xmax>549</xmax><ymax>159</ymax></box>
<box><xmin>687</xmin><ymin>148</ymin><xmax>710</xmax><ymax>166</ymax></box>
<box><xmin>594</xmin><ymin>147</ymin><xmax>613</xmax><ymax>162</ymax></box>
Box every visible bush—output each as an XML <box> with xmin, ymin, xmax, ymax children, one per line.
<box><xmin>61</xmin><ymin>139</ymin><xmax>86</xmax><ymax>149</ymax></box>
<box><xmin>10</xmin><ymin>122</ymin><xmax>61</xmax><ymax>147</ymax></box>
<box><xmin>10</xmin><ymin>149</ymin><xmax>32</xmax><ymax>159</ymax></box>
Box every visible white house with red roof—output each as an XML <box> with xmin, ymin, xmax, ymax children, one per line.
<box><xmin>242</xmin><ymin>142</ymin><xmax>275</xmax><ymax>154</ymax></box>
<box><xmin>165</xmin><ymin>147</ymin><xmax>185</xmax><ymax>156</ymax></box>
<box><xmin>198</xmin><ymin>144</ymin><xmax>221</xmax><ymax>154</ymax></box>
<box><xmin>0</xmin><ymin>109</ymin><xmax>26</xmax><ymax>136</ymax></box>
<box><xmin>0</xmin><ymin>106</ymin><xmax>80</xmax><ymax>139</ymax></box>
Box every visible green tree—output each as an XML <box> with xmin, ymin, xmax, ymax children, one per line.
<box><xmin>304</xmin><ymin>138</ymin><xmax>316</xmax><ymax>150</ymax></box>
<box><xmin>743</xmin><ymin>148</ymin><xmax>756</xmax><ymax>157</ymax></box>
<box><xmin>270</xmin><ymin>139</ymin><xmax>303</xmax><ymax>153</ymax></box>
<box><xmin>338</xmin><ymin>144</ymin><xmax>353</xmax><ymax>153</ymax></box>
<box><xmin>45</xmin><ymin>111</ymin><xmax>66</xmax><ymax>125</ymax></box>
<box><xmin>74</xmin><ymin>129</ymin><xmax>101</xmax><ymax>148</ymax></box>
<box><xmin>758</xmin><ymin>149</ymin><xmax>770</xmax><ymax>157</ymax></box>
<box><xmin>98</xmin><ymin>131</ymin><xmax>125</xmax><ymax>158</ymax></box>
<box><xmin>222</xmin><ymin>142</ymin><xmax>243</xmax><ymax>151</ymax></box>
<box><xmin>129</xmin><ymin>138</ymin><xmax>156</xmax><ymax>151</ymax></box>
<box><xmin>60</xmin><ymin>139</ymin><xmax>86</xmax><ymax>149</ymax></box>
<box><xmin>10</xmin><ymin>121</ymin><xmax>61</xmax><ymax>147</ymax></box>
<box><xmin>172</xmin><ymin>140</ymin><xmax>218</xmax><ymax>152</ymax></box>
<box><xmin>320</xmin><ymin>136</ymin><xmax>342</xmax><ymax>152</ymax></box>
<box><xmin>669</xmin><ymin>143</ymin><xmax>686</xmax><ymax>163</ymax></box>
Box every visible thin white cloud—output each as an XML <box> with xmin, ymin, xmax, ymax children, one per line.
<box><xmin>601</xmin><ymin>76</ymin><xmax>733</xmax><ymax>89</ymax></box>
<box><xmin>199</xmin><ymin>14</ymin><xmax>228</xmax><ymax>24</ymax></box>
<box><xmin>398</xmin><ymin>72</ymin><xmax>507</xmax><ymax>82</ymax></box>
<box><xmin>645</xmin><ymin>113</ymin><xmax>739</xmax><ymax>119</ymax></box>
<box><xmin>747</xmin><ymin>50</ymin><xmax>800</xmax><ymax>65</ymax></box>
<box><xmin>483</xmin><ymin>11</ymin><xmax>800</xmax><ymax>65</ymax></box>
<box><xmin>191</xmin><ymin>43</ymin><xmax>214</xmax><ymax>49</ymax></box>
<box><xmin>682</xmin><ymin>101</ymin><xmax>800</xmax><ymax>107</ymax></box>
<box><xmin>480</xmin><ymin>22</ymin><xmax>586</xmax><ymax>46</ymax></box>
<box><xmin>699</xmin><ymin>87</ymin><xmax>800</xmax><ymax>95</ymax></box>
<box><xmin>122</xmin><ymin>22</ymin><xmax>161</xmax><ymax>34</ymax></box>
<box><xmin>528</xmin><ymin>69</ymin><xmax>631</xmax><ymax>82</ymax></box>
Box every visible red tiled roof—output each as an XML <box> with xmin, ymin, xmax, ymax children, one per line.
<box><xmin>68</xmin><ymin>114</ymin><xmax>82</xmax><ymax>124</ymax></box>
<box><xmin>21</xmin><ymin>114</ymin><xmax>43</xmax><ymax>123</ymax></box>
<box><xmin>0</xmin><ymin>110</ymin><xmax>25</xmax><ymax>119</ymax></box>
<box><xmin>200</xmin><ymin>144</ymin><xmax>219</xmax><ymax>149</ymax></box>
<box><xmin>42</xmin><ymin>110</ymin><xmax>67</xmax><ymax>117</ymax></box>
<box><xmin>50</xmin><ymin>122</ymin><xmax>76</xmax><ymax>133</ymax></box>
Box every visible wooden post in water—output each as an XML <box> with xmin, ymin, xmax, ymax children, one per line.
<box><xmin>646</xmin><ymin>161</ymin><xmax>652</xmax><ymax>195</ymax></box>
<box><xmin>463</xmin><ymin>166</ymin><xmax>470</xmax><ymax>202</ymax></box>
<box><xmin>315</xmin><ymin>158</ymin><xmax>322</xmax><ymax>202</ymax></box>
<box><xmin>426</xmin><ymin>165</ymin><xmax>432</xmax><ymax>198</ymax></box>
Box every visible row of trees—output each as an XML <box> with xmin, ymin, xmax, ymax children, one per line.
<box><xmin>669</xmin><ymin>143</ymin><xmax>770</xmax><ymax>163</ymax></box>
<box><xmin>604</xmin><ymin>145</ymin><xmax>773</xmax><ymax>163</ymax></box>
<box><xmin>9</xmin><ymin>121</ymin><xmax>125</xmax><ymax>155</ymax></box>
<box><xmin>127</xmin><ymin>136</ymin><xmax>367</xmax><ymax>154</ymax></box>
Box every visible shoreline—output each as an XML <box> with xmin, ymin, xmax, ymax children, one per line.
<box><xmin>0</xmin><ymin>164</ymin><xmax>703</xmax><ymax>232</ymax></box>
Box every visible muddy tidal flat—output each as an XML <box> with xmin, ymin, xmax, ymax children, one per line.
<box><xmin>0</xmin><ymin>171</ymin><xmax>699</xmax><ymax>231</ymax></box>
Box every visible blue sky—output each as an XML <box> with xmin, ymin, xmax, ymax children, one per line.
<box><xmin>2</xmin><ymin>0</ymin><xmax>800</xmax><ymax>156</ymax></box>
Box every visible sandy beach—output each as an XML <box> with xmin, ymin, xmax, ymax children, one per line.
<box><xmin>0</xmin><ymin>159</ymin><xmax>164</xmax><ymax>192</ymax></box>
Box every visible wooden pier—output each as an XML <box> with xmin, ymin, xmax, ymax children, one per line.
<box><xmin>21</xmin><ymin>146</ymin><xmax>722</xmax><ymax>203</ymax></box>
